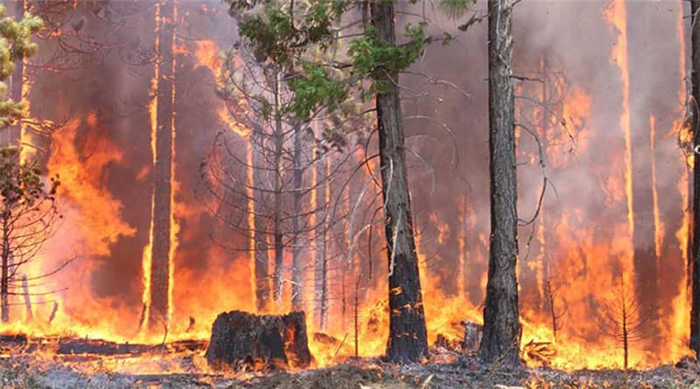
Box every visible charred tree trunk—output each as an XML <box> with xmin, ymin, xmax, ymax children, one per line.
<box><xmin>690</xmin><ymin>0</ymin><xmax>700</xmax><ymax>359</ymax></box>
<box><xmin>369</xmin><ymin>0</ymin><xmax>428</xmax><ymax>363</ymax></box>
<box><xmin>314</xmin><ymin>156</ymin><xmax>329</xmax><ymax>329</ymax></box>
<box><xmin>148</xmin><ymin>0</ymin><xmax>175</xmax><ymax>329</ymax></box>
<box><xmin>7</xmin><ymin>0</ymin><xmax>24</xmax><ymax>147</ymax></box>
<box><xmin>628</xmin><ymin>4</ymin><xmax>658</xmax><ymax>328</ymax></box>
<box><xmin>253</xmin><ymin>131</ymin><xmax>270</xmax><ymax>312</ymax></box>
<box><xmin>205</xmin><ymin>310</ymin><xmax>311</xmax><ymax>371</ymax></box>
<box><xmin>21</xmin><ymin>274</ymin><xmax>30</xmax><ymax>319</ymax></box>
<box><xmin>1</xmin><ymin>206</ymin><xmax>10</xmax><ymax>323</ymax></box>
<box><xmin>272</xmin><ymin>71</ymin><xmax>284</xmax><ymax>305</ymax></box>
<box><xmin>479</xmin><ymin>0</ymin><xmax>521</xmax><ymax>367</ymax></box>
<box><xmin>291</xmin><ymin>124</ymin><xmax>303</xmax><ymax>311</ymax></box>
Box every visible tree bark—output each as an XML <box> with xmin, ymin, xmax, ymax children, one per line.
<box><xmin>205</xmin><ymin>310</ymin><xmax>311</xmax><ymax>371</ymax></box>
<box><xmin>291</xmin><ymin>124</ymin><xmax>303</xmax><ymax>311</ymax></box>
<box><xmin>148</xmin><ymin>0</ymin><xmax>175</xmax><ymax>329</ymax></box>
<box><xmin>314</xmin><ymin>156</ymin><xmax>329</xmax><ymax>329</ymax></box>
<box><xmin>253</xmin><ymin>132</ymin><xmax>270</xmax><ymax>313</ymax></box>
<box><xmin>690</xmin><ymin>0</ymin><xmax>700</xmax><ymax>359</ymax></box>
<box><xmin>1</xmin><ymin>205</ymin><xmax>10</xmax><ymax>323</ymax></box>
<box><xmin>272</xmin><ymin>71</ymin><xmax>284</xmax><ymax>305</ymax></box>
<box><xmin>479</xmin><ymin>0</ymin><xmax>521</xmax><ymax>367</ymax></box>
<box><xmin>369</xmin><ymin>0</ymin><xmax>428</xmax><ymax>363</ymax></box>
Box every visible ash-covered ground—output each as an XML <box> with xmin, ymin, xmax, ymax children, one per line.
<box><xmin>2</xmin><ymin>353</ymin><xmax>700</xmax><ymax>389</ymax></box>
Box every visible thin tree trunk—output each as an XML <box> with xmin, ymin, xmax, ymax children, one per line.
<box><xmin>690</xmin><ymin>0</ymin><xmax>700</xmax><ymax>359</ymax></box>
<box><xmin>253</xmin><ymin>131</ymin><xmax>270</xmax><ymax>312</ymax></box>
<box><xmin>7</xmin><ymin>0</ymin><xmax>24</xmax><ymax>147</ymax></box>
<box><xmin>315</xmin><ymin>156</ymin><xmax>329</xmax><ymax>329</ymax></box>
<box><xmin>622</xmin><ymin>303</ymin><xmax>629</xmax><ymax>370</ymax></box>
<box><xmin>272</xmin><ymin>71</ymin><xmax>284</xmax><ymax>305</ymax></box>
<box><xmin>291</xmin><ymin>124</ymin><xmax>303</xmax><ymax>311</ymax></box>
<box><xmin>479</xmin><ymin>0</ymin><xmax>521</xmax><ymax>367</ymax></box>
<box><xmin>369</xmin><ymin>0</ymin><xmax>428</xmax><ymax>363</ymax></box>
<box><xmin>1</xmin><ymin>208</ymin><xmax>10</xmax><ymax>323</ymax></box>
<box><xmin>149</xmin><ymin>0</ymin><xmax>175</xmax><ymax>329</ymax></box>
<box><xmin>21</xmin><ymin>274</ymin><xmax>30</xmax><ymax>320</ymax></box>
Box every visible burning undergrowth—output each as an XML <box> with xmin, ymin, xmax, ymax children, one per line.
<box><xmin>0</xmin><ymin>0</ymin><xmax>695</xmax><ymax>383</ymax></box>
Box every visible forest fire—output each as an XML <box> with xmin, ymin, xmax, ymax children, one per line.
<box><xmin>0</xmin><ymin>0</ymin><xmax>699</xmax><ymax>388</ymax></box>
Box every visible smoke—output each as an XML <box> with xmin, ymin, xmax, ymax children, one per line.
<box><xmin>10</xmin><ymin>0</ymin><xmax>692</xmax><ymax>367</ymax></box>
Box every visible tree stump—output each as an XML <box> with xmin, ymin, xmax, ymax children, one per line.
<box><xmin>205</xmin><ymin>310</ymin><xmax>312</xmax><ymax>371</ymax></box>
<box><xmin>461</xmin><ymin>321</ymin><xmax>483</xmax><ymax>352</ymax></box>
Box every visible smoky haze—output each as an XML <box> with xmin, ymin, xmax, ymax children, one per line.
<box><xmin>9</xmin><ymin>0</ymin><xmax>691</xmax><ymax>367</ymax></box>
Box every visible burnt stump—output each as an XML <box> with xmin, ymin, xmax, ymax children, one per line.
<box><xmin>205</xmin><ymin>310</ymin><xmax>311</xmax><ymax>371</ymax></box>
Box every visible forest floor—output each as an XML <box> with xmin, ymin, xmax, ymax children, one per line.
<box><xmin>2</xmin><ymin>353</ymin><xmax>700</xmax><ymax>389</ymax></box>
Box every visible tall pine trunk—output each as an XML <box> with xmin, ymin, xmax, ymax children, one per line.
<box><xmin>253</xmin><ymin>130</ymin><xmax>270</xmax><ymax>312</ymax></box>
<box><xmin>314</xmin><ymin>156</ymin><xmax>329</xmax><ymax>329</ymax></box>
<box><xmin>369</xmin><ymin>0</ymin><xmax>428</xmax><ymax>363</ymax></box>
<box><xmin>689</xmin><ymin>0</ymin><xmax>700</xmax><ymax>359</ymax></box>
<box><xmin>149</xmin><ymin>0</ymin><xmax>175</xmax><ymax>329</ymax></box>
<box><xmin>291</xmin><ymin>124</ymin><xmax>303</xmax><ymax>310</ymax></box>
<box><xmin>272</xmin><ymin>71</ymin><xmax>284</xmax><ymax>305</ymax></box>
<box><xmin>479</xmin><ymin>0</ymin><xmax>521</xmax><ymax>367</ymax></box>
<box><xmin>1</xmin><ymin>205</ymin><xmax>10</xmax><ymax>323</ymax></box>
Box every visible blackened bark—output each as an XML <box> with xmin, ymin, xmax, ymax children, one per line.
<box><xmin>205</xmin><ymin>310</ymin><xmax>311</xmax><ymax>371</ymax></box>
<box><xmin>690</xmin><ymin>0</ymin><xmax>700</xmax><ymax>359</ymax></box>
<box><xmin>369</xmin><ymin>0</ymin><xmax>428</xmax><ymax>363</ymax></box>
<box><xmin>149</xmin><ymin>0</ymin><xmax>175</xmax><ymax>329</ymax></box>
<box><xmin>272</xmin><ymin>72</ymin><xmax>284</xmax><ymax>304</ymax></box>
<box><xmin>7</xmin><ymin>0</ymin><xmax>24</xmax><ymax>147</ymax></box>
<box><xmin>291</xmin><ymin>125</ymin><xmax>303</xmax><ymax>311</ymax></box>
<box><xmin>253</xmin><ymin>134</ymin><xmax>270</xmax><ymax>312</ymax></box>
<box><xmin>1</xmin><ymin>206</ymin><xmax>9</xmax><ymax>323</ymax></box>
<box><xmin>479</xmin><ymin>0</ymin><xmax>521</xmax><ymax>367</ymax></box>
<box><xmin>21</xmin><ymin>274</ymin><xmax>30</xmax><ymax>319</ymax></box>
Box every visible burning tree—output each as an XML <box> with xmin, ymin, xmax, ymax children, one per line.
<box><xmin>598</xmin><ymin>276</ymin><xmax>652</xmax><ymax>369</ymax></box>
<box><xmin>478</xmin><ymin>0</ymin><xmax>522</xmax><ymax>367</ymax></box>
<box><xmin>146</xmin><ymin>0</ymin><xmax>176</xmax><ymax>332</ymax></box>
<box><xmin>199</xmin><ymin>41</ymin><xmax>349</xmax><ymax>315</ymax></box>
<box><xmin>690</xmin><ymin>0</ymin><xmax>700</xmax><ymax>360</ymax></box>
<box><xmin>0</xmin><ymin>5</ymin><xmax>65</xmax><ymax>323</ymax></box>
<box><xmin>0</xmin><ymin>147</ymin><xmax>60</xmax><ymax>322</ymax></box>
<box><xmin>223</xmin><ymin>0</ymin><xmax>480</xmax><ymax>362</ymax></box>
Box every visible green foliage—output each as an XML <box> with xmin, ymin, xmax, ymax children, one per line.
<box><xmin>0</xmin><ymin>5</ymin><xmax>43</xmax><ymax>129</ymax></box>
<box><xmin>439</xmin><ymin>0</ymin><xmax>476</xmax><ymax>20</ymax></box>
<box><xmin>234</xmin><ymin>0</ymin><xmax>344</xmax><ymax>64</ymax></box>
<box><xmin>287</xmin><ymin>63</ymin><xmax>348</xmax><ymax>119</ymax></box>
<box><xmin>227</xmin><ymin>0</ymin><xmax>475</xmax><ymax>121</ymax></box>
<box><xmin>348</xmin><ymin>23</ymin><xmax>427</xmax><ymax>96</ymax></box>
<box><xmin>0</xmin><ymin>146</ymin><xmax>59</xmax><ymax>213</ymax></box>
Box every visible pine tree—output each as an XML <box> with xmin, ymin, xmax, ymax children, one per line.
<box><xmin>0</xmin><ymin>6</ymin><xmax>54</xmax><ymax>324</ymax></box>
<box><xmin>478</xmin><ymin>0</ymin><xmax>522</xmax><ymax>367</ymax></box>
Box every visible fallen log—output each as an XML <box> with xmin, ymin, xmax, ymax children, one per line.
<box><xmin>205</xmin><ymin>310</ymin><xmax>312</xmax><ymax>371</ymax></box>
<box><xmin>0</xmin><ymin>335</ymin><xmax>207</xmax><ymax>356</ymax></box>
